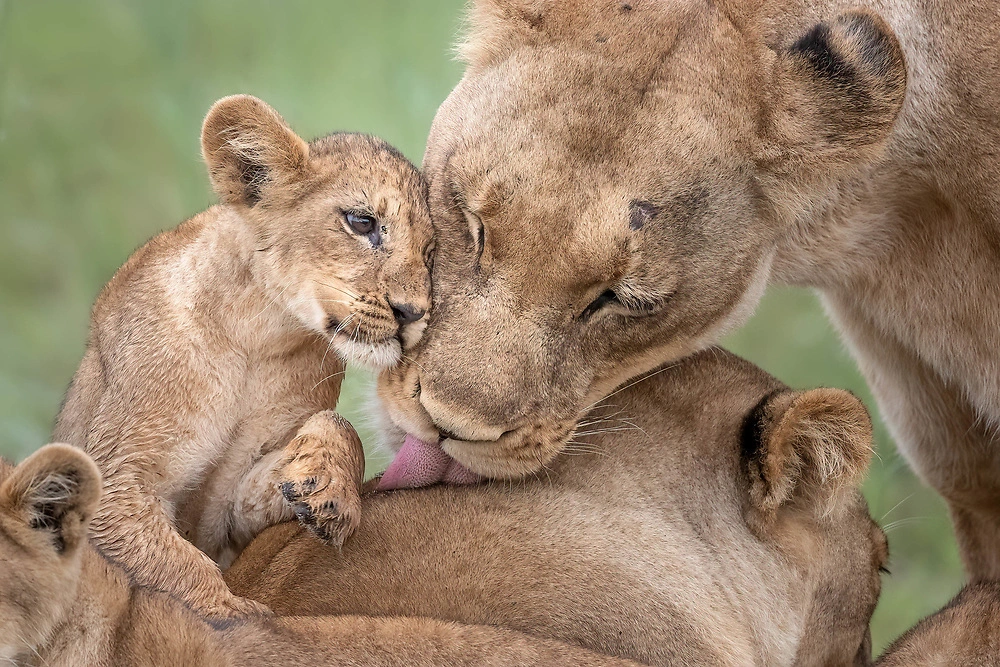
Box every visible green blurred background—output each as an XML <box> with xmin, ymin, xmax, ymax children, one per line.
<box><xmin>0</xmin><ymin>0</ymin><xmax>964</xmax><ymax>653</ymax></box>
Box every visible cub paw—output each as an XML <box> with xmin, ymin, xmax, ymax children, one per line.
<box><xmin>279</xmin><ymin>411</ymin><xmax>364</xmax><ymax>548</ymax></box>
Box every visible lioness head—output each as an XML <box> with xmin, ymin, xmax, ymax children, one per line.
<box><xmin>0</xmin><ymin>444</ymin><xmax>101</xmax><ymax>660</ymax></box>
<box><xmin>378</xmin><ymin>1</ymin><xmax>906</xmax><ymax>476</ymax></box>
<box><xmin>202</xmin><ymin>95</ymin><xmax>434</xmax><ymax>369</ymax></box>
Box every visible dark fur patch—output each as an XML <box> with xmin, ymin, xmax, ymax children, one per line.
<box><xmin>740</xmin><ymin>389</ymin><xmax>783</xmax><ymax>462</ymax></box>
<box><xmin>844</xmin><ymin>13</ymin><xmax>897</xmax><ymax>76</ymax></box>
<box><xmin>207</xmin><ymin>616</ymin><xmax>241</xmax><ymax>632</ymax></box>
<box><xmin>629</xmin><ymin>200</ymin><xmax>660</xmax><ymax>230</ymax></box>
<box><xmin>791</xmin><ymin>23</ymin><xmax>856</xmax><ymax>84</ymax></box>
<box><xmin>237</xmin><ymin>159</ymin><xmax>267</xmax><ymax>207</ymax></box>
<box><xmin>28</xmin><ymin>472</ymin><xmax>81</xmax><ymax>555</ymax></box>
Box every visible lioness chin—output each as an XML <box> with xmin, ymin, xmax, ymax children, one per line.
<box><xmin>53</xmin><ymin>94</ymin><xmax>433</xmax><ymax>618</ymax></box>
<box><xmin>0</xmin><ymin>444</ymin><xmax>641</xmax><ymax>667</ymax></box>
<box><xmin>230</xmin><ymin>348</ymin><xmax>888</xmax><ymax>666</ymax></box>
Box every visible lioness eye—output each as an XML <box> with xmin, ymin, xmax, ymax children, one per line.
<box><xmin>581</xmin><ymin>289</ymin><xmax>623</xmax><ymax>320</ymax></box>
<box><xmin>345</xmin><ymin>211</ymin><xmax>377</xmax><ymax>235</ymax></box>
<box><xmin>464</xmin><ymin>209</ymin><xmax>485</xmax><ymax>262</ymax></box>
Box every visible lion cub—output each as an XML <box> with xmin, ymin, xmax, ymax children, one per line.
<box><xmin>53</xmin><ymin>95</ymin><xmax>433</xmax><ymax>618</ymax></box>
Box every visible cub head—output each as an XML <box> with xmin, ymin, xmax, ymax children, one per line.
<box><xmin>377</xmin><ymin>1</ymin><xmax>906</xmax><ymax>476</ymax></box>
<box><xmin>0</xmin><ymin>444</ymin><xmax>101</xmax><ymax>661</ymax></box>
<box><xmin>739</xmin><ymin>385</ymin><xmax>886</xmax><ymax>665</ymax></box>
<box><xmin>202</xmin><ymin>95</ymin><xmax>434</xmax><ymax>369</ymax></box>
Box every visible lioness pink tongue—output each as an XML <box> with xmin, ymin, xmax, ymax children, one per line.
<box><xmin>376</xmin><ymin>434</ymin><xmax>481</xmax><ymax>491</ymax></box>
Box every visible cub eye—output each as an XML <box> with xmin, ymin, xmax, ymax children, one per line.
<box><xmin>581</xmin><ymin>289</ymin><xmax>622</xmax><ymax>320</ymax></box>
<box><xmin>345</xmin><ymin>211</ymin><xmax>377</xmax><ymax>236</ymax></box>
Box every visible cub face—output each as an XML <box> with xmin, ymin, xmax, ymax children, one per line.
<box><xmin>0</xmin><ymin>445</ymin><xmax>101</xmax><ymax>661</ymax></box>
<box><xmin>202</xmin><ymin>95</ymin><xmax>434</xmax><ymax>369</ymax></box>
<box><xmin>378</xmin><ymin>2</ymin><xmax>906</xmax><ymax>478</ymax></box>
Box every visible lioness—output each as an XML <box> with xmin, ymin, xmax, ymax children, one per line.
<box><xmin>229</xmin><ymin>349</ymin><xmax>888</xmax><ymax>666</ymax></box>
<box><xmin>377</xmin><ymin>0</ymin><xmax>1000</xmax><ymax>576</ymax></box>
<box><xmin>53</xmin><ymin>94</ymin><xmax>433</xmax><ymax>617</ymax></box>
<box><xmin>876</xmin><ymin>583</ymin><xmax>1000</xmax><ymax>666</ymax></box>
<box><xmin>0</xmin><ymin>444</ymin><xmax>641</xmax><ymax>666</ymax></box>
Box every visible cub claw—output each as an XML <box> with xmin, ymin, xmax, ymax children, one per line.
<box><xmin>278</xmin><ymin>411</ymin><xmax>365</xmax><ymax>549</ymax></box>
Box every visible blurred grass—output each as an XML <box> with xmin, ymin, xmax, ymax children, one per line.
<box><xmin>0</xmin><ymin>0</ymin><xmax>963</xmax><ymax>653</ymax></box>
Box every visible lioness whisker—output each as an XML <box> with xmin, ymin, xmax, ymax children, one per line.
<box><xmin>882</xmin><ymin>517</ymin><xmax>927</xmax><ymax>534</ymax></box>
<box><xmin>879</xmin><ymin>492</ymin><xmax>916</xmax><ymax>523</ymax></box>
<box><xmin>572</xmin><ymin>426</ymin><xmax>643</xmax><ymax>437</ymax></box>
<box><xmin>332</xmin><ymin>313</ymin><xmax>357</xmax><ymax>336</ymax></box>
<box><xmin>582</xmin><ymin>361</ymin><xmax>682</xmax><ymax>414</ymax></box>
<box><xmin>400</xmin><ymin>353</ymin><xmax>427</xmax><ymax>373</ymax></box>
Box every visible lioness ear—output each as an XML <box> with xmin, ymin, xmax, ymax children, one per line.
<box><xmin>761</xmin><ymin>11</ymin><xmax>906</xmax><ymax>178</ymax></box>
<box><xmin>0</xmin><ymin>444</ymin><xmax>102</xmax><ymax>555</ymax></box>
<box><xmin>742</xmin><ymin>388</ymin><xmax>873</xmax><ymax>533</ymax></box>
<box><xmin>458</xmin><ymin>0</ymin><xmax>549</xmax><ymax>69</ymax></box>
<box><xmin>201</xmin><ymin>94</ymin><xmax>310</xmax><ymax>208</ymax></box>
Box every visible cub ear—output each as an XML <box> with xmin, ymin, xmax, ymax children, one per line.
<box><xmin>742</xmin><ymin>388</ymin><xmax>873</xmax><ymax>533</ymax></box>
<box><xmin>201</xmin><ymin>94</ymin><xmax>310</xmax><ymax>208</ymax></box>
<box><xmin>0</xmin><ymin>444</ymin><xmax>102</xmax><ymax>555</ymax></box>
<box><xmin>761</xmin><ymin>11</ymin><xmax>906</xmax><ymax>178</ymax></box>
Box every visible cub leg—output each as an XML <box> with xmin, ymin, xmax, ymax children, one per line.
<box><xmin>93</xmin><ymin>471</ymin><xmax>269</xmax><ymax>619</ymax></box>
<box><xmin>826</xmin><ymin>294</ymin><xmax>1000</xmax><ymax>579</ymax></box>
<box><xmin>219</xmin><ymin>448</ymin><xmax>293</xmax><ymax>568</ymax></box>
<box><xmin>277</xmin><ymin>410</ymin><xmax>365</xmax><ymax>547</ymax></box>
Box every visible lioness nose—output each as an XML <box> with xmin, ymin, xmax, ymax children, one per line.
<box><xmin>389</xmin><ymin>302</ymin><xmax>426</xmax><ymax>325</ymax></box>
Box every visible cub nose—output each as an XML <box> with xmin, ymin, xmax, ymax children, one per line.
<box><xmin>389</xmin><ymin>301</ymin><xmax>426</xmax><ymax>325</ymax></box>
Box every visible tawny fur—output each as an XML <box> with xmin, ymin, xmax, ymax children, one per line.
<box><xmin>876</xmin><ymin>582</ymin><xmax>1000</xmax><ymax>666</ymax></box>
<box><xmin>378</xmin><ymin>0</ymin><xmax>1000</xmax><ymax>579</ymax></box>
<box><xmin>52</xmin><ymin>95</ymin><xmax>434</xmax><ymax>618</ymax></box>
<box><xmin>0</xmin><ymin>445</ymin><xmax>641</xmax><ymax>667</ymax></box>
<box><xmin>231</xmin><ymin>349</ymin><xmax>887</xmax><ymax>666</ymax></box>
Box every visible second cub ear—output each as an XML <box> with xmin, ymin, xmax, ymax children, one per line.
<box><xmin>742</xmin><ymin>388</ymin><xmax>873</xmax><ymax>533</ymax></box>
<box><xmin>0</xmin><ymin>444</ymin><xmax>102</xmax><ymax>555</ymax></box>
<box><xmin>761</xmin><ymin>11</ymin><xmax>906</xmax><ymax>176</ymax></box>
<box><xmin>201</xmin><ymin>95</ymin><xmax>310</xmax><ymax>208</ymax></box>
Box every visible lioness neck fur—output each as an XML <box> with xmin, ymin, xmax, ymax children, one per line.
<box><xmin>378</xmin><ymin>0</ymin><xmax>1000</xmax><ymax>578</ymax></box>
<box><xmin>230</xmin><ymin>349</ymin><xmax>888</xmax><ymax>666</ymax></box>
<box><xmin>53</xmin><ymin>95</ymin><xmax>433</xmax><ymax>617</ymax></box>
<box><xmin>0</xmin><ymin>445</ymin><xmax>641</xmax><ymax>667</ymax></box>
